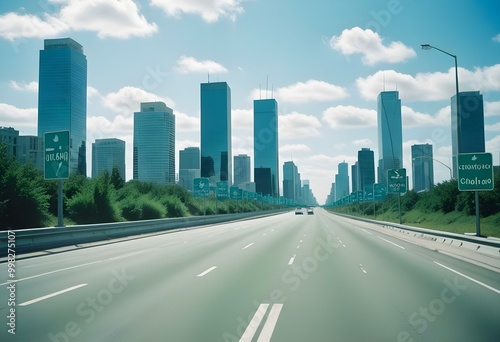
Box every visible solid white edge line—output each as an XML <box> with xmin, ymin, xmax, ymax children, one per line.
<box><xmin>19</xmin><ymin>283</ymin><xmax>88</xmax><ymax>306</ymax></box>
<box><xmin>243</xmin><ymin>243</ymin><xmax>254</xmax><ymax>250</ymax></box>
<box><xmin>378</xmin><ymin>236</ymin><xmax>405</xmax><ymax>250</ymax></box>
<box><xmin>197</xmin><ymin>266</ymin><xmax>217</xmax><ymax>277</ymax></box>
<box><xmin>0</xmin><ymin>261</ymin><xmax>102</xmax><ymax>286</ymax></box>
<box><xmin>239</xmin><ymin>303</ymin><xmax>270</xmax><ymax>342</ymax></box>
<box><xmin>257</xmin><ymin>303</ymin><xmax>284</xmax><ymax>342</ymax></box>
<box><xmin>434</xmin><ymin>261</ymin><xmax>500</xmax><ymax>294</ymax></box>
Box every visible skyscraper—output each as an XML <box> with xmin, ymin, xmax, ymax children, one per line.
<box><xmin>254</xmin><ymin>99</ymin><xmax>279</xmax><ymax>197</ymax></box>
<box><xmin>234</xmin><ymin>154</ymin><xmax>251</xmax><ymax>186</ymax></box>
<box><xmin>335</xmin><ymin>161</ymin><xmax>349</xmax><ymax>200</ymax></box>
<box><xmin>377</xmin><ymin>91</ymin><xmax>402</xmax><ymax>186</ymax></box>
<box><xmin>283</xmin><ymin>161</ymin><xmax>299</xmax><ymax>203</ymax></box>
<box><xmin>92</xmin><ymin>138</ymin><xmax>126</xmax><ymax>179</ymax></box>
<box><xmin>358</xmin><ymin>148</ymin><xmax>375</xmax><ymax>194</ymax></box>
<box><xmin>451</xmin><ymin>91</ymin><xmax>485</xmax><ymax>178</ymax></box>
<box><xmin>412</xmin><ymin>144</ymin><xmax>434</xmax><ymax>192</ymax></box>
<box><xmin>200</xmin><ymin>82</ymin><xmax>231</xmax><ymax>185</ymax></box>
<box><xmin>133</xmin><ymin>102</ymin><xmax>175</xmax><ymax>184</ymax></box>
<box><xmin>38</xmin><ymin>38</ymin><xmax>87</xmax><ymax>176</ymax></box>
<box><xmin>179</xmin><ymin>147</ymin><xmax>200</xmax><ymax>191</ymax></box>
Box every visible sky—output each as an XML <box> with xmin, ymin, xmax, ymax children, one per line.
<box><xmin>0</xmin><ymin>0</ymin><xmax>499</xmax><ymax>204</ymax></box>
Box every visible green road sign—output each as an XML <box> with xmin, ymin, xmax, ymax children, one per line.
<box><xmin>230</xmin><ymin>186</ymin><xmax>241</xmax><ymax>200</ymax></box>
<box><xmin>458</xmin><ymin>153</ymin><xmax>494</xmax><ymax>191</ymax></box>
<box><xmin>44</xmin><ymin>130</ymin><xmax>70</xmax><ymax>180</ymax></box>
<box><xmin>373</xmin><ymin>183</ymin><xmax>386</xmax><ymax>201</ymax></box>
<box><xmin>216</xmin><ymin>181</ymin><xmax>228</xmax><ymax>200</ymax></box>
<box><xmin>193</xmin><ymin>178</ymin><xmax>210</xmax><ymax>197</ymax></box>
<box><xmin>387</xmin><ymin>168</ymin><xmax>407</xmax><ymax>194</ymax></box>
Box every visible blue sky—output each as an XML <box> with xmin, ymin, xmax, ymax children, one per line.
<box><xmin>1</xmin><ymin>0</ymin><xmax>499</xmax><ymax>204</ymax></box>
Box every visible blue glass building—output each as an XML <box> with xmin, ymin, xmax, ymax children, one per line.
<box><xmin>283</xmin><ymin>161</ymin><xmax>299</xmax><ymax>203</ymax></box>
<box><xmin>254</xmin><ymin>99</ymin><xmax>279</xmax><ymax>198</ymax></box>
<box><xmin>234</xmin><ymin>154</ymin><xmax>251</xmax><ymax>186</ymax></box>
<box><xmin>133</xmin><ymin>102</ymin><xmax>175</xmax><ymax>184</ymax></box>
<box><xmin>411</xmin><ymin>144</ymin><xmax>434</xmax><ymax>192</ymax></box>
<box><xmin>358</xmin><ymin>148</ymin><xmax>375</xmax><ymax>194</ymax></box>
<box><xmin>92</xmin><ymin>138</ymin><xmax>126</xmax><ymax>179</ymax></box>
<box><xmin>335</xmin><ymin>161</ymin><xmax>349</xmax><ymax>200</ymax></box>
<box><xmin>377</xmin><ymin>91</ymin><xmax>403</xmax><ymax>185</ymax></box>
<box><xmin>38</xmin><ymin>38</ymin><xmax>87</xmax><ymax>175</ymax></box>
<box><xmin>179</xmin><ymin>147</ymin><xmax>200</xmax><ymax>191</ymax></box>
<box><xmin>451</xmin><ymin>91</ymin><xmax>485</xmax><ymax>178</ymax></box>
<box><xmin>200</xmin><ymin>82</ymin><xmax>232</xmax><ymax>185</ymax></box>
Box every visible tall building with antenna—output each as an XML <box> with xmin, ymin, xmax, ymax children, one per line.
<box><xmin>377</xmin><ymin>91</ymin><xmax>402</xmax><ymax>186</ymax></box>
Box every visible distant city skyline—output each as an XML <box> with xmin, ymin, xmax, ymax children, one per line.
<box><xmin>1</xmin><ymin>1</ymin><xmax>499</xmax><ymax>203</ymax></box>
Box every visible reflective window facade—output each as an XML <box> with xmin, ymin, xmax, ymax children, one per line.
<box><xmin>254</xmin><ymin>99</ymin><xmax>279</xmax><ymax>197</ymax></box>
<box><xmin>200</xmin><ymin>82</ymin><xmax>231</xmax><ymax>185</ymax></box>
<box><xmin>411</xmin><ymin>144</ymin><xmax>434</xmax><ymax>192</ymax></box>
<box><xmin>234</xmin><ymin>154</ymin><xmax>251</xmax><ymax>186</ymax></box>
<box><xmin>92</xmin><ymin>138</ymin><xmax>126</xmax><ymax>179</ymax></box>
<box><xmin>451</xmin><ymin>91</ymin><xmax>485</xmax><ymax>178</ymax></box>
<box><xmin>358</xmin><ymin>148</ymin><xmax>375</xmax><ymax>194</ymax></box>
<box><xmin>133</xmin><ymin>102</ymin><xmax>175</xmax><ymax>184</ymax></box>
<box><xmin>38</xmin><ymin>38</ymin><xmax>87</xmax><ymax>176</ymax></box>
<box><xmin>377</xmin><ymin>91</ymin><xmax>402</xmax><ymax>185</ymax></box>
<box><xmin>179</xmin><ymin>147</ymin><xmax>200</xmax><ymax>191</ymax></box>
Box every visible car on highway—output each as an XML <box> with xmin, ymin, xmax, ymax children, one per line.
<box><xmin>294</xmin><ymin>207</ymin><xmax>303</xmax><ymax>215</ymax></box>
<box><xmin>307</xmin><ymin>207</ymin><xmax>314</xmax><ymax>215</ymax></box>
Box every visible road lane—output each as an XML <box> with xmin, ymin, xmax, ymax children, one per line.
<box><xmin>1</xmin><ymin>209</ymin><xmax>499</xmax><ymax>341</ymax></box>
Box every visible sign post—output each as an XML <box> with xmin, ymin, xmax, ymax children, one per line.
<box><xmin>193</xmin><ymin>178</ymin><xmax>210</xmax><ymax>215</ymax></box>
<box><xmin>387</xmin><ymin>168</ymin><xmax>407</xmax><ymax>224</ymax></box>
<box><xmin>44</xmin><ymin>131</ymin><xmax>70</xmax><ymax>227</ymax></box>
<box><xmin>457</xmin><ymin>153</ymin><xmax>494</xmax><ymax>236</ymax></box>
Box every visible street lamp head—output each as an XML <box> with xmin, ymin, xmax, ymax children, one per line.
<box><xmin>421</xmin><ymin>44</ymin><xmax>432</xmax><ymax>50</ymax></box>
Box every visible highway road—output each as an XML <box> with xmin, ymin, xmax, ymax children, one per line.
<box><xmin>1</xmin><ymin>208</ymin><xmax>500</xmax><ymax>341</ymax></box>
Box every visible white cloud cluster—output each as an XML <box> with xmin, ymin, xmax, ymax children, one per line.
<box><xmin>103</xmin><ymin>86</ymin><xmax>175</xmax><ymax>116</ymax></box>
<box><xmin>150</xmin><ymin>0</ymin><xmax>245</xmax><ymax>23</ymax></box>
<box><xmin>0</xmin><ymin>0</ymin><xmax>157</xmax><ymax>40</ymax></box>
<box><xmin>493</xmin><ymin>34</ymin><xmax>500</xmax><ymax>42</ymax></box>
<box><xmin>275</xmin><ymin>80</ymin><xmax>348</xmax><ymax>104</ymax></box>
<box><xmin>176</xmin><ymin>56</ymin><xmax>228</xmax><ymax>74</ymax></box>
<box><xmin>278</xmin><ymin>112</ymin><xmax>321</xmax><ymax>140</ymax></box>
<box><xmin>9</xmin><ymin>80</ymin><xmax>38</xmax><ymax>92</ymax></box>
<box><xmin>0</xmin><ymin>103</ymin><xmax>37</xmax><ymax>133</ymax></box>
<box><xmin>280</xmin><ymin>144</ymin><xmax>311</xmax><ymax>153</ymax></box>
<box><xmin>356</xmin><ymin>65</ymin><xmax>500</xmax><ymax>101</ymax></box>
<box><xmin>322</xmin><ymin>105</ymin><xmax>377</xmax><ymax>128</ymax></box>
<box><xmin>329</xmin><ymin>27</ymin><xmax>416</xmax><ymax>65</ymax></box>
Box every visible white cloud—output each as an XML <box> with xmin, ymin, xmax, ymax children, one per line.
<box><xmin>353</xmin><ymin>139</ymin><xmax>373</xmax><ymax>147</ymax></box>
<box><xmin>329</xmin><ymin>27</ymin><xmax>416</xmax><ymax>65</ymax></box>
<box><xmin>280</xmin><ymin>144</ymin><xmax>311</xmax><ymax>153</ymax></box>
<box><xmin>402</xmin><ymin>105</ymin><xmax>449</xmax><ymax>127</ymax></box>
<box><xmin>0</xmin><ymin>0</ymin><xmax>157</xmax><ymax>41</ymax></box>
<box><xmin>278</xmin><ymin>111</ymin><xmax>321</xmax><ymax>140</ymax></box>
<box><xmin>493</xmin><ymin>34</ymin><xmax>500</xmax><ymax>42</ymax></box>
<box><xmin>176</xmin><ymin>111</ymin><xmax>199</xmax><ymax>132</ymax></box>
<box><xmin>486</xmin><ymin>122</ymin><xmax>500</xmax><ymax>132</ymax></box>
<box><xmin>486</xmin><ymin>135</ymin><xmax>500</xmax><ymax>153</ymax></box>
<box><xmin>103</xmin><ymin>86</ymin><xmax>175</xmax><ymax>116</ymax></box>
<box><xmin>9</xmin><ymin>80</ymin><xmax>38</xmax><ymax>92</ymax></box>
<box><xmin>87</xmin><ymin>114</ymin><xmax>133</xmax><ymax>139</ymax></box>
<box><xmin>322</xmin><ymin>105</ymin><xmax>377</xmax><ymax>128</ymax></box>
<box><xmin>232</xmin><ymin>108</ymin><xmax>252</xmax><ymax>129</ymax></box>
<box><xmin>176</xmin><ymin>56</ymin><xmax>228</xmax><ymax>74</ymax></box>
<box><xmin>275</xmin><ymin>80</ymin><xmax>348</xmax><ymax>104</ymax></box>
<box><xmin>356</xmin><ymin>65</ymin><xmax>500</xmax><ymax>101</ymax></box>
<box><xmin>150</xmin><ymin>0</ymin><xmax>245</xmax><ymax>23</ymax></box>
<box><xmin>0</xmin><ymin>103</ymin><xmax>37</xmax><ymax>133</ymax></box>
<box><xmin>485</xmin><ymin>101</ymin><xmax>500</xmax><ymax>117</ymax></box>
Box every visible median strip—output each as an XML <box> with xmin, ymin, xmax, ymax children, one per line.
<box><xmin>19</xmin><ymin>283</ymin><xmax>87</xmax><ymax>306</ymax></box>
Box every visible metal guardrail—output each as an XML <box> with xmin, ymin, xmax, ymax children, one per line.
<box><xmin>0</xmin><ymin>209</ymin><xmax>289</xmax><ymax>257</ymax></box>
<box><xmin>332</xmin><ymin>212</ymin><xmax>500</xmax><ymax>248</ymax></box>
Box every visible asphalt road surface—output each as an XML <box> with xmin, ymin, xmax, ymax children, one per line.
<box><xmin>1</xmin><ymin>208</ymin><xmax>499</xmax><ymax>341</ymax></box>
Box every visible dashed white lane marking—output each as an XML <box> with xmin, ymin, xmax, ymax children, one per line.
<box><xmin>378</xmin><ymin>236</ymin><xmax>405</xmax><ymax>250</ymax></box>
<box><xmin>288</xmin><ymin>254</ymin><xmax>296</xmax><ymax>265</ymax></box>
<box><xmin>361</xmin><ymin>228</ymin><xmax>373</xmax><ymax>235</ymax></box>
<box><xmin>243</xmin><ymin>243</ymin><xmax>254</xmax><ymax>250</ymax></box>
<box><xmin>359</xmin><ymin>264</ymin><xmax>367</xmax><ymax>274</ymax></box>
<box><xmin>19</xmin><ymin>284</ymin><xmax>88</xmax><ymax>306</ymax></box>
<box><xmin>434</xmin><ymin>261</ymin><xmax>500</xmax><ymax>294</ymax></box>
<box><xmin>197</xmin><ymin>266</ymin><xmax>217</xmax><ymax>277</ymax></box>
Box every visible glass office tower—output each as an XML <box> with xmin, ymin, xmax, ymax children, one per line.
<box><xmin>377</xmin><ymin>91</ymin><xmax>402</xmax><ymax>186</ymax></box>
<box><xmin>358</xmin><ymin>148</ymin><xmax>375</xmax><ymax>194</ymax></box>
<box><xmin>179</xmin><ymin>147</ymin><xmax>200</xmax><ymax>191</ymax></box>
<box><xmin>283</xmin><ymin>161</ymin><xmax>299</xmax><ymax>202</ymax></box>
<box><xmin>335</xmin><ymin>161</ymin><xmax>349</xmax><ymax>200</ymax></box>
<box><xmin>451</xmin><ymin>91</ymin><xmax>485</xmax><ymax>178</ymax></box>
<box><xmin>133</xmin><ymin>102</ymin><xmax>175</xmax><ymax>184</ymax></box>
<box><xmin>38</xmin><ymin>38</ymin><xmax>87</xmax><ymax>175</ymax></box>
<box><xmin>411</xmin><ymin>144</ymin><xmax>434</xmax><ymax>192</ymax></box>
<box><xmin>234</xmin><ymin>154</ymin><xmax>251</xmax><ymax>186</ymax></box>
<box><xmin>254</xmin><ymin>99</ymin><xmax>279</xmax><ymax>197</ymax></box>
<box><xmin>200</xmin><ymin>82</ymin><xmax>232</xmax><ymax>185</ymax></box>
<box><xmin>92</xmin><ymin>138</ymin><xmax>126</xmax><ymax>179</ymax></box>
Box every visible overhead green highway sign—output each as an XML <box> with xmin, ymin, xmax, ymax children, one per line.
<box><xmin>458</xmin><ymin>153</ymin><xmax>494</xmax><ymax>191</ymax></box>
<box><xmin>44</xmin><ymin>130</ymin><xmax>70</xmax><ymax>180</ymax></box>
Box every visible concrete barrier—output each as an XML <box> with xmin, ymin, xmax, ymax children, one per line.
<box><xmin>0</xmin><ymin>210</ymin><xmax>289</xmax><ymax>257</ymax></box>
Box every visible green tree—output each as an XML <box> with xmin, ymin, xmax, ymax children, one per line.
<box><xmin>110</xmin><ymin>166</ymin><xmax>124</xmax><ymax>190</ymax></box>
